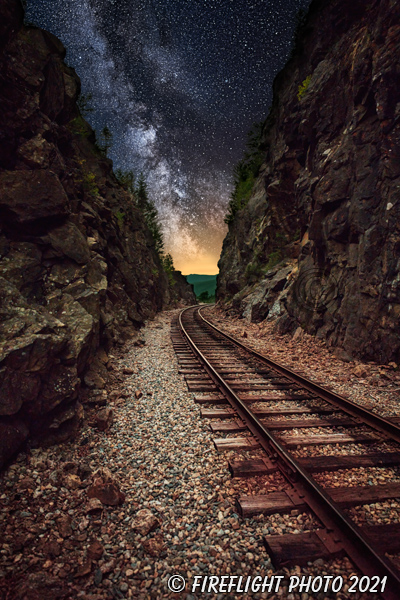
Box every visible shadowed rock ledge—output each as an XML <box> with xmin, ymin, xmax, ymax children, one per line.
<box><xmin>0</xmin><ymin>0</ymin><xmax>194</xmax><ymax>467</ymax></box>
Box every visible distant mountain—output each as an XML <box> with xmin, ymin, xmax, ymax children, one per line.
<box><xmin>186</xmin><ymin>274</ymin><xmax>217</xmax><ymax>298</ymax></box>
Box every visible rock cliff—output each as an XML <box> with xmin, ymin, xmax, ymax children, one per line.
<box><xmin>0</xmin><ymin>0</ymin><xmax>193</xmax><ymax>467</ymax></box>
<box><xmin>217</xmin><ymin>0</ymin><xmax>400</xmax><ymax>364</ymax></box>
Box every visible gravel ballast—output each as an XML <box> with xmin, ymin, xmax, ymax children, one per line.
<box><xmin>0</xmin><ymin>309</ymin><xmax>392</xmax><ymax>599</ymax></box>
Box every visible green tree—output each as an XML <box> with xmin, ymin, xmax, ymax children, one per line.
<box><xmin>77</xmin><ymin>92</ymin><xmax>94</xmax><ymax>116</ymax></box>
<box><xmin>115</xmin><ymin>169</ymin><xmax>135</xmax><ymax>194</ymax></box>
<box><xmin>161</xmin><ymin>253</ymin><xmax>175</xmax><ymax>286</ymax></box>
<box><xmin>161</xmin><ymin>253</ymin><xmax>174</xmax><ymax>273</ymax></box>
<box><xmin>98</xmin><ymin>125</ymin><xmax>113</xmax><ymax>157</ymax></box>
<box><xmin>136</xmin><ymin>173</ymin><xmax>164</xmax><ymax>256</ymax></box>
<box><xmin>224</xmin><ymin>121</ymin><xmax>265</xmax><ymax>225</ymax></box>
<box><xmin>198</xmin><ymin>291</ymin><xmax>215</xmax><ymax>303</ymax></box>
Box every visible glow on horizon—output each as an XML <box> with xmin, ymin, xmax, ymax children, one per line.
<box><xmin>174</xmin><ymin>253</ymin><xmax>219</xmax><ymax>276</ymax></box>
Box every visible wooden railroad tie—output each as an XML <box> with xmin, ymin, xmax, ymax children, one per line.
<box><xmin>298</xmin><ymin>451</ymin><xmax>400</xmax><ymax>472</ymax></box>
<box><xmin>188</xmin><ymin>384</ymin><xmax>218</xmax><ymax>392</ymax></box>
<box><xmin>213</xmin><ymin>437</ymin><xmax>260</xmax><ymax>451</ymax></box>
<box><xmin>264</xmin><ymin>524</ymin><xmax>400</xmax><ymax>568</ymax></box>
<box><xmin>237</xmin><ymin>481</ymin><xmax>400</xmax><ymax>517</ymax></box>
<box><xmin>228</xmin><ymin>458</ymin><xmax>278</xmax><ymax>477</ymax></box>
<box><xmin>209</xmin><ymin>420</ymin><xmax>247</xmax><ymax>433</ymax></box>
<box><xmin>278</xmin><ymin>432</ymin><xmax>380</xmax><ymax>448</ymax></box>
<box><xmin>194</xmin><ymin>395</ymin><xmax>226</xmax><ymax>405</ymax></box>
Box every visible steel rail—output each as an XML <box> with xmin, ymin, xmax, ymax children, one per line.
<box><xmin>178</xmin><ymin>306</ymin><xmax>400</xmax><ymax>600</ymax></box>
<box><xmin>198</xmin><ymin>307</ymin><xmax>400</xmax><ymax>445</ymax></box>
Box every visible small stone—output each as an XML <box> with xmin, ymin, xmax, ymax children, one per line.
<box><xmin>100</xmin><ymin>559</ymin><xmax>116</xmax><ymax>575</ymax></box>
<box><xmin>74</xmin><ymin>559</ymin><xmax>92</xmax><ymax>578</ymax></box>
<box><xmin>19</xmin><ymin>477</ymin><xmax>36</xmax><ymax>490</ymax></box>
<box><xmin>353</xmin><ymin>364</ymin><xmax>368</xmax><ymax>378</ymax></box>
<box><xmin>87</xmin><ymin>540</ymin><xmax>104</xmax><ymax>561</ymax></box>
<box><xmin>142</xmin><ymin>535</ymin><xmax>165</xmax><ymax>557</ymax></box>
<box><xmin>85</xmin><ymin>498</ymin><xmax>103</xmax><ymax>513</ymax></box>
<box><xmin>122</xmin><ymin>367</ymin><xmax>134</xmax><ymax>375</ymax></box>
<box><xmin>97</xmin><ymin>348</ymin><xmax>109</xmax><ymax>364</ymax></box>
<box><xmin>43</xmin><ymin>541</ymin><xmax>61</xmax><ymax>558</ymax></box>
<box><xmin>84</xmin><ymin>371</ymin><xmax>106</xmax><ymax>389</ymax></box>
<box><xmin>313</xmin><ymin>558</ymin><xmax>325</xmax><ymax>566</ymax></box>
<box><xmin>57</xmin><ymin>515</ymin><xmax>72</xmax><ymax>538</ymax></box>
<box><xmin>135</xmin><ymin>391</ymin><xmax>143</xmax><ymax>399</ymax></box>
<box><xmin>94</xmin><ymin>569</ymin><xmax>103</xmax><ymax>585</ymax></box>
<box><xmin>333</xmin><ymin>347</ymin><xmax>353</xmax><ymax>362</ymax></box>
<box><xmin>86</xmin><ymin>392</ymin><xmax>108</xmax><ymax>407</ymax></box>
<box><xmin>94</xmin><ymin>408</ymin><xmax>113</xmax><ymax>431</ymax></box>
<box><xmin>131</xmin><ymin>509</ymin><xmax>160</xmax><ymax>536</ymax></box>
<box><xmin>63</xmin><ymin>461</ymin><xmax>79</xmax><ymax>474</ymax></box>
<box><xmin>64</xmin><ymin>473</ymin><xmax>81</xmax><ymax>489</ymax></box>
<box><xmin>87</xmin><ymin>468</ymin><xmax>125</xmax><ymax>506</ymax></box>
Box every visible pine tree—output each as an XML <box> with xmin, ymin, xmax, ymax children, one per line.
<box><xmin>161</xmin><ymin>253</ymin><xmax>175</xmax><ymax>286</ymax></box>
<box><xmin>115</xmin><ymin>169</ymin><xmax>135</xmax><ymax>194</ymax></box>
<box><xmin>136</xmin><ymin>174</ymin><xmax>164</xmax><ymax>256</ymax></box>
<box><xmin>77</xmin><ymin>92</ymin><xmax>94</xmax><ymax>116</ymax></box>
<box><xmin>162</xmin><ymin>253</ymin><xmax>174</xmax><ymax>273</ymax></box>
<box><xmin>99</xmin><ymin>126</ymin><xmax>113</xmax><ymax>157</ymax></box>
<box><xmin>224</xmin><ymin>120</ymin><xmax>265</xmax><ymax>224</ymax></box>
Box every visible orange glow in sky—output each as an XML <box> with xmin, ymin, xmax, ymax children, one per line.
<box><xmin>164</xmin><ymin>219</ymin><xmax>226</xmax><ymax>276</ymax></box>
<box><xmin>174</xmin><ymin>252</ymin><xmax>219</xmax><ymax>276</ymax></box>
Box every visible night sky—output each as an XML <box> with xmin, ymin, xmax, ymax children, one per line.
<box><xmin>26</xmin><ymin>0</ymin><xmax>310</xmax><ymax>274</ymax></box>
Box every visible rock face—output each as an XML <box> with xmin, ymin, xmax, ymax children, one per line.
<box><xmin>0</xmin><ymin>0</ymin><xmax>193</xmax><ymax>467</ymax></box>
<box><xmin>217</xmin><ymin>0</ymin><xmax>400</xmax><ymax>364</ymax></box>
<box><xmin>170</xmin><ymin>270</ymin><xmax>196</xmax><ymax>305</ymax></box>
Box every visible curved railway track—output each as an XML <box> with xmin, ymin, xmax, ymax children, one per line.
<box><xmin>171</xmin><ymin>305</ymin><xmax>400</xmax><ymax>600</ymax></box>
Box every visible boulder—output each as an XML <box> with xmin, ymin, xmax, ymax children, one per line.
<box><xmin>0</xmin><ymin>170</ymin><xmax>69</xmax><ymax>224</ymax></box>
<box><xmin>93</xmin><ymin>408</ymin><xmax>113</xmax><ymax>431</ymax></box>
<box><xmin>87</xmin><ymin>468</ymin><xmax>125</xmax><ymax>506</ymax></box>
<box><xmin>131</xmin><ymin>509</ymin><xmax>160</xmax><ymax>536</ymax></box>
<box><xmin>0</xmin><ymin>418</ymin><xmax>29</xmax><ymax>469</ymax></box>
<box><xmin>47</xmin><ymin>221</ymin><xmax>91</xmax><ymax>265</ymax></box>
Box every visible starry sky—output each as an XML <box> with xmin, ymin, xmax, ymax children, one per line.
<box><xmin>27</xmin><ymin>0</ymin><xmax>311</xmax><ymax>275</ymax></box>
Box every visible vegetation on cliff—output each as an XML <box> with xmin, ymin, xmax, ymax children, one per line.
<box><xmin>224</xmin><ymin>121</ymin><xmax>265</xmax><ymax>225</ymax></box>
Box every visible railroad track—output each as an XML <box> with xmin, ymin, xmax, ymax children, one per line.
<box><xmin>171</xmin><ymin>305</ymin><xmax>400</xmax><ymax>600</ymax></box>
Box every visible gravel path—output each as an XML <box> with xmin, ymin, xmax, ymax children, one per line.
<box><xmin>0</xmin><ymin>309</ymin><xmax>390</xmax><ymax>599</ymax></box>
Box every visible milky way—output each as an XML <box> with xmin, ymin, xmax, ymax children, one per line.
<box><xmin>27</xmin><ymin>0</ymin><xmax>310</xmax><ymax>274</ymax></box>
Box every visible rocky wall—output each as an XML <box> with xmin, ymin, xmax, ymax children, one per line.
<box><xmin>0</xmin><ymin>0</ymin><xmax>193</xmax><ymax>467</ymax></box>
<box><xmin>217</xmin><ymin>0</ymin><xmax>400</xmax><ymax>364</ymax></box>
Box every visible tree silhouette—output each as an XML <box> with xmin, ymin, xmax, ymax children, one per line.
<box><xmin>136</xmin><ymin>173</ymin><xmax>164</xmax><ymax>256</ymax></box>
<box><xmin>99</xmin><ymin>126</ymin><xmax>113</xmax><ymax>157</ymax></box>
